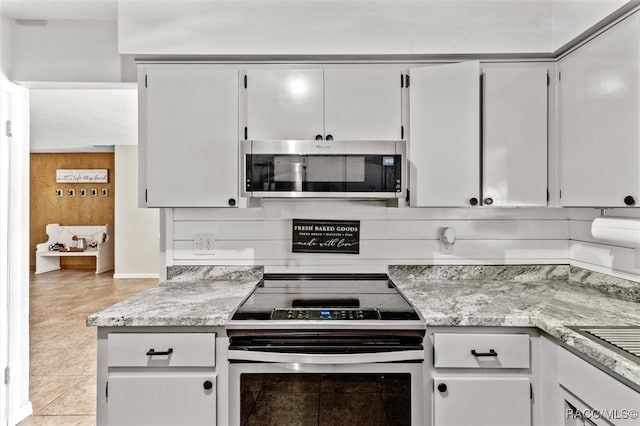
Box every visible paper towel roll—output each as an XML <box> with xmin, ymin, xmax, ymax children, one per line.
<box><xmin>591</xmin><ymin>217</ymin><xmax>640</xmax><ymax>247</ymax></box>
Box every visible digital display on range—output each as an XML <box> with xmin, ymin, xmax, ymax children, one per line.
<box><xmin>271</xmin><ymin>309</ymin><xmax>380</xmax><ymax>320</ymax></box>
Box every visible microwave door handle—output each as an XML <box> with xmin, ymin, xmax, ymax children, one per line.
<box><xmin>227</xmin><ymin>350</ymin><xmax>424</xmax><ymax>364</ymax></box>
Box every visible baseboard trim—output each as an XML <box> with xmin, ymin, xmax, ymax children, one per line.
<box><xmin>113</xmin><ymin>273</ymin><xmax>160</xmax><ymax>279</ymax></box>
<box><xmin>9</xmin><ymin>401</ymin><xmax>33</xmax><ymax>426</ymax></box>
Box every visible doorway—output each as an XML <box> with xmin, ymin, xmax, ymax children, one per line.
<box><xmin>29</xmin><ymin>153</ymin><xmax>115</xmax><ymax>272</ymax></box>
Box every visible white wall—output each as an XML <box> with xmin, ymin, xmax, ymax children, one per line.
<box><xmin>166</xmin><ymin>204</ymin><xmax>570</xmax><ymax>274</ymax></box>
<box><xmin>552</xmin><ymin>0</ymin><xmax>631</xmax><ymax>50</ymax></box>
<box><xmin>115</xmin><ymin>145</ymin><xmax>160</xmax><ymax>278</ymax></box>
<box><xmin>568</xmin><ymin>208</ymin><xmax>640</xmax><ymax>281</ymax></box>
<box><xmin>0</xmin><ymin>16</ymin><xmax>10</xmax><ymax>80</ymax></box>
<box><xmin>10</xmin><ymin>19</ymin><xmax>135</xmax><ymax>82</ymax></box>
<box><xmin>0</xmin><ymin>80</ymin><xmax>32</xmax><ymax>426</ymax></box>
<box><xmin>0</xmin><ymin>16</ymin><xmax>32</xmax><ymax>426</ymax></box>
<box><xmin>119</xmin><ymin>0</ymin><xmax>553</xmax><ymax>55</ymax></box>
<box><xmin>29</xmin><ymin>87</ymin><xmax>137</xmax><ymax>152</ymax></box>
<box><xmin>169</xmin><ymin>203</ymin><xmax>640</xmax><ymax>281</ymax></box>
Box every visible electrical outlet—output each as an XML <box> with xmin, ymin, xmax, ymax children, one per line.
<box><xmin>68</xmin><ymin>189</ymin><xmax>75</xmax><ymax>196</ymax></box>
<box><xmin>90</xmin><ymin>189</ymin><xmax>97</xmax><ymax>196</ymax></box>
<box><xmin>80</xmin><ymin>189</ymin><xmax>86</xmax><ymax>196</ymax></box>
<box><xmin>194</xmin><ymin>234</ymin><xmax>215</xmax><ymax>254</ymax></box>
<box><xmin>56</xmin><ymin>189</ymin><xmax>63</xmax><ymax>197</ymax></box>
<box><xmin>101</xmin><ymin>189</ymin><xmax>108</xmax><ymax>196</ymax></box>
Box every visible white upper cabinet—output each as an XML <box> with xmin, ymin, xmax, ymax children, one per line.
<box><xmin>246</xmin><ymin>69</ymin><xmax>324</xmax><ymax>140</ymax></box>
<box><xmin>482</xmin><ymin>65</ymin><xmax>549</xmax><ymax>207</ymax></box>
<box><xmin>143</xmin><ymin>65</ymin><xmax>239</xmax><ymax>207</ymax></box>
<box><xmin>559</xmin><ymin>13</ymin><xmax>640</xmax><ymax>207</ymax></box>
<box><xmin>246</xmin><ymin>68</ymin><xmax>402</xmax><ymax>140</ymax></box>
<box><xmin>409</xmin><ymin>61</ymin><xmax>481</xmax><ymax>207</ymax></box>
<box><xmin>324</xmin><ymin>69</ymin><xmax>402</xmax><ymax>140</ymax></box>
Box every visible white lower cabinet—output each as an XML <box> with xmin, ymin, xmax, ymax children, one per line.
<box><xmin>429</xmin><ymin>329</ymin><xmax>534</xmax><ymax>426</ymax></box>
<box><xmin>433</xmin><ymin>376</ymin><xmax>531</xmax><ymax>426</ymax></box>
<box><xmin>107</xmin><ymin>373</ymin><xmax>216</xmax><ymax>426</ymax></box>
<box><xmin>102</xmin><ymin>332</ymin><xmax>218</xmax><ymax>426</ymax></box>
<box><xmin>557</xmin><ymin>348</ymin><xmax>640</xmax><ymax>426</ymax></box>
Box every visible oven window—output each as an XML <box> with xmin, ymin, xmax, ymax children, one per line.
<box><xmin>240</xmin><ymin>373</ymin><xmax>411</xmax><ymax>425</ymax></box>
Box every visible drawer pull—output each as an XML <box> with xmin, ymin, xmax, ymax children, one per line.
<box><xmin>471</xmin><ymin>349</ymin><xmax>498</xmax><ymax>357</ymax></box>
<box><xmin>146</xmin><ymin>348</ymin><xmax>174</xmax><ymax>356</ymax></box>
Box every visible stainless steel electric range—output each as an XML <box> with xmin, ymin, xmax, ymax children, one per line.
<box><xmin>228</xmin><ymin>273</ymin><xmax>424</xmax><ymax>327</ymax></box>
<box><xmin>226</xmin><ymin>274</ymin><xmax>426</xmax><ymax>426</ymax></box>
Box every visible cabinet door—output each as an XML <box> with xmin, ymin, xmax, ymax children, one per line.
<box><xmin>559</xmin><ymin>14</ymin><xmax>640</xmax><ymax>207</ymax></box>
<box><xmin>108</xmin><ymin>373</ymin><xmax>216</xmax><ymax>426</ymax></box>
<box><xmin>483</xmin><ymin>66</ymin><xmax>548</xmax><ymax>207</ymax></box>
<box><xmin>434</xmin><ymin>377</ymin><xmax>531</xmax><ymax>426</ymax></box>
<box><xmin>324</xmin><ymin>68</ymin><xmax>402</xmax><ymax>140</ymax></box>
<box><xmin>246</xmin><ymin>69</ymin><xmax>324</xmax><ymax>140</ymax></box>
<box><xmin>145</xmin><ymin>66</ymin><xmax>238</xmax><ymax>207</ymax></box>
<box><xmin>409</xmin><ymin>62</ymin><xmax>480</xmax><ymax>207</ymax></box>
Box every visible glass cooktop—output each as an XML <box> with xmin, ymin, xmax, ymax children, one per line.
<box><xmin>231</xmin><ymin>273</ymin><xmax>421</xmax><ymax>321</ymax></box>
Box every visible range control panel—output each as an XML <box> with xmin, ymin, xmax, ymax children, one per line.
<box><xmin>271</xmin><ymin>308</ymin><xmax>380</xmax><ymax>320</ymax></box>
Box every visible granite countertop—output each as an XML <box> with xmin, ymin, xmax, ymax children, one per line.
<box><xmin>86</xmin><ymin>266</ymin><xmax>263</xmax><ymax>327</ymax></box>
<box><xmin>86</xmin><ymin>279</ymin><xmax>259</xmax><ymax>327</ymax></box>
<box><xmin>390</xmin><ymin>265</ymin><xmax>640</xmax><ymax>388</ymax></box>
<box><xmin>87</xmin><ymin>265</ymin><xmax>640</xmax><ymax>387</ymax></box>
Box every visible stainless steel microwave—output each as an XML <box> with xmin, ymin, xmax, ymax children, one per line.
<box><xmin>241</xmin><ymin>140</ymin><xmax>406</xmax><ymax>198</ymax></box>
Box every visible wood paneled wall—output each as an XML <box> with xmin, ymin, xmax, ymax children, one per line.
<box><xmin>30</xmin><ymin>153</ymin><xmax>115</xmax><ymax>270</ymax></box>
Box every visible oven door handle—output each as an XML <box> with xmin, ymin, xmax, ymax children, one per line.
<box><xmin>227</xmin><ymin>350</ymin><xmax>424</xmax><ymax>364</ymax></box>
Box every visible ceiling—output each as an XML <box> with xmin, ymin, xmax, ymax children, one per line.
<box><xmin>0</xmin><ymin>0</ymin><xmax>117</xmax><ymax>21</ymax></box>
<box><xmin>0</xmin><ymin>0</ymin><xmax>561</xmax><ymax>22</ymax></box>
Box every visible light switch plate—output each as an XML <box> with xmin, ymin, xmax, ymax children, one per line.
<box><xmin>194</xmin><ymin>234</ymin><xmax>215</xmax><ymax>254</ymax></box>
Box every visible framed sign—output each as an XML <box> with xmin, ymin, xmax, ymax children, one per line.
<box><xmin>292</xmin><ymin>219</ymin><xmax>360</xmax><ymax>254</ymax></box>
<box><xmin>56</xmin><ymin>169</ymin><xmax>109</xmax><ymax>183</ymax></box>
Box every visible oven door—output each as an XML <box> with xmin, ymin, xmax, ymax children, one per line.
<box><xmin>229</xmin><ymin>358</ymin><xmax>423</xmax><ymax>426</ymax></box>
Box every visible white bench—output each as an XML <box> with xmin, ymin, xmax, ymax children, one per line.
<box><xmin>35</xmin><ymin>224</ymin><xmax>114</xmax><ymax>275</ymax></box>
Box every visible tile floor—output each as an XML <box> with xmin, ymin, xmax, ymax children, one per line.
<box><xmin>18</xmin><ymin>270</ymin><xmax>157</xmax><ymax>426</ymax></box>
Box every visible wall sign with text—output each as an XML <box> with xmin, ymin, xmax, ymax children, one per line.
<box><xmin>292</xmin><ymin>219</ymin><xmax>360</xmax><ymax>254</ymax></box>
<box><xmin>56</xmin><ymin>169</ymin><xmax>109</xmax><ymax>183</ymax></box>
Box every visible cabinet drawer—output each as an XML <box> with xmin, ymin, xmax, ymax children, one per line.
<box><xmin>433</xmin><ymin>333</ymin><xmax>530</xmax><ymax>368</ymax></box>
<box><xmin>108</xmin><ymin>333</ymin><xmax>216</xmax><ymax>367</ymax></box>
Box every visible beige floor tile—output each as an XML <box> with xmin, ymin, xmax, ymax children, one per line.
<box><xmin>18</xmin><ymin>415</ymin><xmax>96</xmax><ymax>426</ymax></box>
<box><xmin>39</xmin><ymin>373</ymin><xmax>97</xmax><ymax>416</ymax></box>
<box><xmin>31</xmin><ymin>349</ymin><xmax>95</xmax><ymax>377</ymax></box>
<box><xmin>29</xmin><ymin>375</ymin><xmax>87</xmax><ymax>414</ymax></box>
<box><xmin>28</xmin><ymin>269</ymin><xmax>157</xmax><ymax>422</ymax></box>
